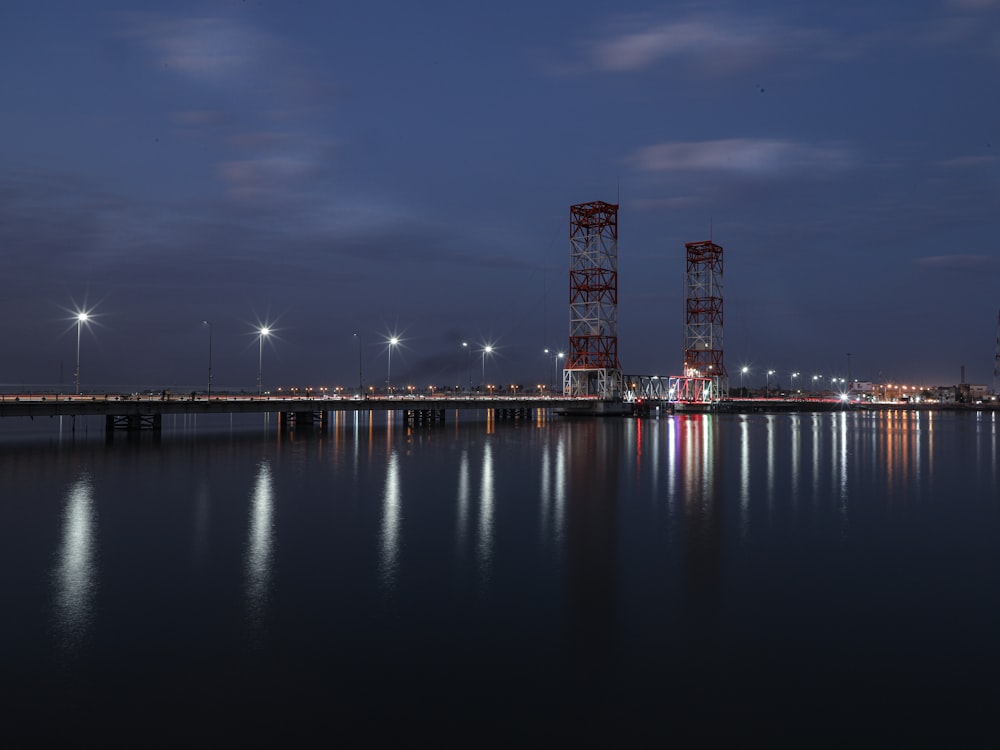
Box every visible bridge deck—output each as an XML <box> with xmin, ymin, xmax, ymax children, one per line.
<box><xmin>0</xmin><ymin>394</ymin><xmax>601</xmax><ymax>420</ymax></box>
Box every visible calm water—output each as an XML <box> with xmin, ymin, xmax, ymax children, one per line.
<box><xmin>2</xmin><ymin>409</ymin><xmax>999</xmax><ymax>745</ymax></box>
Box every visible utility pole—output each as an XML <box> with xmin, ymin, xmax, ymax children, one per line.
<box><xmin>994</xmin><ymin>310</ymin><xmax>999</xmax><ymax>398</ymax></box>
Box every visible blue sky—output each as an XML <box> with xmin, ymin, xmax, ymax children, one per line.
<box><xmin>2</xmin><ymin>0</ymin><xmax>998</xmax><ymax>392</ymax></box>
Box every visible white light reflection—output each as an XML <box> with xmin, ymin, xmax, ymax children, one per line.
<box><xmin>811</xmin><ymin>414</ymin><xmax>821</xmax><ymax>508</ymax></box>
<box><xmin>380</xmin><ymin>450</ymin><xmax>402</xmax><ymax>592</ymax></box>
<box><xmin>739</xmin><ymin>417</ymin><xmax>750</xmax><ymax>539</ymax></box>
<box><xmin>700</xmin><ymin>415</ymin><xmax>714</xmax><ymax>514</ymax></box>
<box><xmin>836</xmin><ymin>412</ymin><xmax>849</xmax><ymax>536</ymax></box>
<box><xmin>477</xmin><ymin>442</ymin><xmax>495</xmax><ymax>583</ymax></box>
<box><xmin>790</xmin><ymin>414</ymin><xmax>801</xmax><ymax>516</ymax></box>
<box><xmin>553</xmin><ymin>432</ymin><xmax>567</xmax><ymax>553</ymax></box>
<box><xmin>245</xmin><ymin>460</ymin><xmax>275</xmax><ymax>631</ymax></box>
<box><xmin>992</xmin><ymin>412</ymin><xmax>998</xmax><ymax>486</ymax></box>
<box><xmin>54</xmin><ymin>473</ymin><xmax>97</xmax><ymax>652</ymax></box>
<box><xmin>539</xmin><ymin>443</ymin><xmax>551</xmax><ymax>539</ymax></box>
<box><xmin>456</xmin><ymin>449</ymin><xmax>470</xmax><ymax>553</ymax></box>
<box><xmin>766</xmin><ymin>415</ymin><xmax>776</xmax><ymax>518</ymax></box>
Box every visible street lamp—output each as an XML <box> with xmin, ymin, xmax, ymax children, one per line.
<box><xmin>74</xmin><ymin>312</ymin><xmax>89</xmax><ymax>394</ymax></box>
<box><xmin>257</xmin><ymin>326</ymin><xmax>270</xmax><ymax>396</ymax></box>
<box><xmin>481</xmin><ymin>344</ymin><xmax>493</xmax><ymax>391</ymax></box>
<box><xmin>766</xmin><ymin>369</ymin><xmax>775</xmax><ymax>397</ymax></box>
<box><xmin>545</xmin><ymin>349</ymin><xmax>565</xmax><ymax>391</ymax></box>
<box><xmin>386</xmin><ymin>336</ymin><xmax>399</xmax><ymax>394</ymax></box>
<box><xmin>791</xmin><ymin>372</ymin><xmax>799</xmax><ymax>393</ymax></box>
<box><xmin>353</xmin><ymin>333</ymin><xmax>363</xmax><ymax>396</ymax></box>
<box><xmin>203</xmin><ymin>320</ymin><xmax>213</xmax><ymax>398</ymax></box>
<box><xmin>462</xmin><ymin>342</ymin><xmax>471</xmax><ymax>392</ymax></box>
<box><xmin>740</xmin><ymin>366</ymin><xmax>749</xmax><ymax>393</ymax></box>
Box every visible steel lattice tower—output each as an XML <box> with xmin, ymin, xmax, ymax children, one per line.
<box><xmin>683</xmin><ymin>240</ymin><xmax>728</xmax><ymax>399</ymax></box>
<box><xmin>564</xmin><ymin>201</ymin><xmax>623</xmax><ymax>398</ymax></box>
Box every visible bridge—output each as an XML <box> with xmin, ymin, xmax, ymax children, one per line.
<box><xmin>0</xmin><ymin>392</ymin><xmax>625</xmax><ymax>433</ymax></box>
<box><xmin>0</xmin><ymin>389</ymin><xmax>860</xmax><ymax>435</ymax></box>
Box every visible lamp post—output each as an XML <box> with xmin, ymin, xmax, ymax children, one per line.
<box><xmin>386</xmin><ymin>336</ymin><xmax>399</xmax><ymax>395</ymax></box>
<box><xmin>74</xmin><ymin>312</ymin><xmax>89</xmax><ymax>394</ymax></box>
<box><xmin>545</xmin><ymin>348</ymin><xmax>565</xmax><ymax>391</ymax></box>
<box><xmin>203</xmin><ymin>320</ymin><xmax>213</xmax><ymax>398</ymax></box>
<box><xmin>766</xmin><ymin>369</ymin><xmax>775</xmax><ymax>398</ymax></box>
<box><xmin>353</xmin><ymin>333</ymin><xmax>363</xmax><ymax>397</ymax></box>
<box><xmin>257</xmin><ymin>326</ymin><xmax>270</xmax><ymax>397</ymax></box>
<box><xmin>481</xmin><ymin>344</ymin><xmax>493</xmax><ymax>391</ymax></box>
<box><xmin>740</xmin><ymin>366</ymin><xmax>749</xmax><ymax>394</ymax></box>
<box><xmin>462</xmin><ymin>341</ymin><xmax>471</xmax><ymax>392</ymax></box>
<box><xmin>555</xmin><ymin>351</ymin><xmax>564</xmax><ymax>393</ymax></box>
<box><xmin>791</xmin><ymin>372</ymin><xmax>799</xmax><ymax>393</ymax></box>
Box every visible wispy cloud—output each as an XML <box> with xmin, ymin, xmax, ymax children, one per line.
<box><xmin>936</xmin><ymin>154</ymin><xmax>997</xmax><ymax>168</ymax></box>
<box><xmin>130</xmin><ymin>17</ymin><xmax>278</xmax><ymax>85</ymax></box>
<box><xmin>125</xmin><ymin>14</ymin><xmax>337</xmax><ymax>204</ymax></box>
<box><xmin>578</xmin><ymin>10</ymin><xmax>835</xmax><ymax>75</ymax></box>
<box><xmin>629</xmin><ymin>138</ymin><xmax>853</xmax><ymax>175</ymax></box>
<box><xmin>946</xmin><ymin>0</ymin><xmax>1000</xmax><ymax>10</ymax></box>
<box><xmin>916</xmin><ymin>254</ymin><xmax>1000</xmax><ymax>271</ymax></box>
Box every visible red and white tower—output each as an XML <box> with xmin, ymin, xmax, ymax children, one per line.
<box><xmin>683</xmin><ymin>240</ymin><xmax>727</xmax><ymax>399</ymax></box>
<box><xmin>564</xmin><ymin>201</ymin><xmax>623</xmax><ymax>398</ymax></box>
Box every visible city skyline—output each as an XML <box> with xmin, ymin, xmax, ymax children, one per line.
<box><xmin>2</xmin><ymin>1</ymin><xmax>998</xmax><ymax>391</ymax></box>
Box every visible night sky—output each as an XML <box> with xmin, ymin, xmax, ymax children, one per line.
<box><xmin>2</xmin><ymin>0</ymin><xmax>998</xmax><ymax>393</ymax></box>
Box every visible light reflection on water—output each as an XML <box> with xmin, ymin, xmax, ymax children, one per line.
<box><xmin>245</xmin><ymin>460</ymin><xmax>275</xmax><ymax>632</ymax></box>
<box><xmin>53</xmin><ymin>472</ymin><xmax>97</xmax><ymax>653</ymax></box>
<box><xmin>477</xmin><ymin>442</ymin><xmax>495</xmax><ymax>584</ymax></box>
<box><xmin>379</xmin><ymin>450</ymin><xmax>401</xmax><ymax>593</ymax></box>
<box><xmin>3</xmin><ymin>409</ymin><xmax>997</xmax><ymax>742</ymax></box>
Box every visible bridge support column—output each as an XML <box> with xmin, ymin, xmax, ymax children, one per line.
<box><xmin>402</xmin><ymin>408</ymin><xmax>446</xmax><ymax>426</ymax></box>
<box><xmin>105</xmin><ymin>413</ymin><xmax>162</xmax><ymax>433</ymax></box>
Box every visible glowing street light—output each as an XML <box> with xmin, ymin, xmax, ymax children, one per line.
<box><xmin>766</xmin><ymin>369</ymin><xmax>775</xmax><ymax>397</ymax></box>
<box><xmin>481</xmin><ymin>344</ymin><xmax>493</xmax><ymax>391</ymax></box>
<box><xmin>74</xmin><ymin>312</ymin><xmax>90</xmax><ymax>394</ymax></box>
<box><xmin>740</xmin><ymin>366</ymin><xmax>749</xmax><ymax>391</ymax></box>
<box><xmin>257</xmin><ymin>326</ymin><xmax>270</xmax><ymax>396</ymax></box>
<box><xmin>544</xmin><ymin>348</ymin><xmax>565</xmax><ymax>390</ymax></box>
<box><xmin>386</xmin><ymin>336</ymin><xmax>399</xmax><ymax>394</ymax></box>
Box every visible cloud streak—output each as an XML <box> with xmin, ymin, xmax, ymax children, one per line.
<box><xmin>916</xmin><ymin>254</ymin><xmax>1000</xmax><ymax>272</ymax></box>
<box><xmin>576</xmin><ymin>9</ymin><xmax>841</xmax><ymax>75</ymax></box>
<box><xmin>629</xmin><ymin>138</ymin><xmax>854</xmax><ymax>175</ymax></box>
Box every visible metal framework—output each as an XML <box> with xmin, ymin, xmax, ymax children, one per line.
<box><xmin>682</xmin><ymin>240</ymin><xmax>727</xmax><ymax>400</ymax></box>
<box><xmin>620</xmin><ymin>374</ymin><xmax>715</xmax><ymax>404</ymax></box>
<box><xmin>564</xmin><ymin>201</ymin><xmax>623</xmax><ymax>399</ymax></box>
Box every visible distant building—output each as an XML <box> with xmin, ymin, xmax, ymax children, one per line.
<box><xmin>957</xmin><ymin>383</ymin><xmax>989</xmax><ymax>403</ymax></box>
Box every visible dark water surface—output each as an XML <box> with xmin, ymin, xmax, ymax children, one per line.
<box><xmin>2</xmin><ymin>409</ymin><xmax>999</xmax><ymax>746</ymax></box>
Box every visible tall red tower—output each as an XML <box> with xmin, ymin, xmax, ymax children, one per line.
<box><xmin>683</xmin><ymin>240</ymin><xmax>727</xmax><ymax>399</ymax></box>
<box><xmin>564</xmin><ymin>201</ymin><xmax>623</xmax><ymax>398</ymax></box>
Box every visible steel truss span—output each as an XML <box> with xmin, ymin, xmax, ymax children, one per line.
<box><xmin>564</xmin><ymin>200</ymin><xmax>623</xmax><ymax>399</ymax></box>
